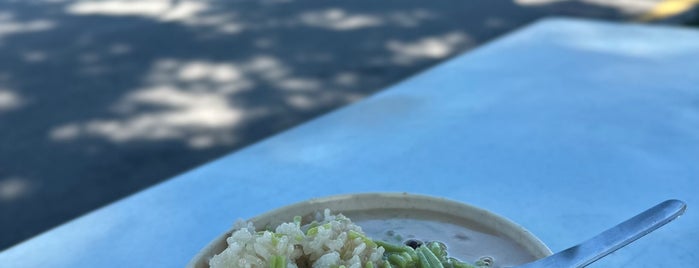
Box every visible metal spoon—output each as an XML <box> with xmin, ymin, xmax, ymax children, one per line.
<box><xmin>512</xmin><ymin>199</ymin><xmax>686</xmax><ymax>268</ymax></box>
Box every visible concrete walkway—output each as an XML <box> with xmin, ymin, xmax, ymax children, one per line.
<box><xmin>0</xmin><ymin>0</ymin><xmax>696</xmax><ymax>250</ymax></box>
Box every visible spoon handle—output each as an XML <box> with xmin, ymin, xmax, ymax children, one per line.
<box><xmin>516</xmin><ymin>199</ymin><xmax>686</xmax><ymax>268</ymax></box>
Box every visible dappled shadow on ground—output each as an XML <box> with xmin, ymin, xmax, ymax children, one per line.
<box><xmin>0</xmin><ymin>0</ymin><xmax>673</xmax><ymax>249</ymax></box>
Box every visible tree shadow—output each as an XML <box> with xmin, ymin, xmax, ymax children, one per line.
<box><xmin>0</xmin><ymin>0</ymin><xmax>653</xmax><ymax>249</ymax></box>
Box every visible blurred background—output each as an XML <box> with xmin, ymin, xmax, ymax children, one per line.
<box><xmin>1</xmin><ymin>0</ymin><xmax>697</xmax><ymax>250</ymax></box>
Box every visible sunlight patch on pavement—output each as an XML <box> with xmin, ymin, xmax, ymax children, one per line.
<box><xmin>286</xmin><ymin>95</ymin><xmax>315</xmax><ymax>109</ymax></box>
<box><xmin>65</xmin><ymin>0</ymin><xmax>247</xmax><ymax>34</ymax></box>
<box><xmin>0</xmin><ymin>12</ymin><xmax>55</xmax><ymax>41</ymax></box>
<box><xmin>50</xmin><ymin>85</ymin><xmax>246</xmax><ymax>148</ymax></box>
<box><xmin>67</xmin><ymin>0</ymin><xmax>171</xmax><ymax>16</ymax></box>
<box><xmin>49</xmin><ymin>56</ymin><xmax>358</xmax><ymax>148</ymax></box>
<box><xmin>384</xmin><ymin>9</ymin><xmax>435</xmax><ymax>27</ymax></box>
<box><xmin>123</xmin><ymin>87</ymin><xmax>242</xmax><ymax>127</ymax></box>
<box><xmin>0</xmin><ymin>89</ymin><xmax>24</xmax><ymax>112</ymax></box>
<box><xmin>637</xmin><ymin>0</ymin><xmax>699</xmax><ymax>21</ymax></box>
<box><xmin>177</xmin><ymin>61</ymin><xmax>243</xmax><ymax>83</ymax></box>
<box><xmin>50</xmin><ymin>59</ymin><xmax>253</xmax><ymax>148</ymax></box>
<box><xmin>0</xmin><ymin>177</ymin><xmax>30</xmax><ymax>201</ymax></box>
<box><xmin>333</xmin><ymin>72</ymin><xmax>359</xmax><ymax>86</ymax></box>
<box><xmin>22</xmin><ymin>51</ymin><xmax>48</xmax><ymax>63</ymax></box>
<box><xmin>179</xmin><ymin>13</ymin><xmax>246</xmax><ymax>34</ymax></box>
<box><xmin>298</xmin><ymin>8</ymin><xmax>383</xmax><ymax>30</ymax></box>
<box><xmin>297</xmin><ymin>8</ymin><xmax>436</xmax><ymax>30</ymax></box>
<box><xmin>86</xmin><ymin>87</ymin><xmax>242</xmax><ymax>143</ymax></box>
<box><xmin>158</xmin><ymin>1</ymin><xmax>208</xmax><ymax>22</ymax></box>
<box><xmin>66</xmin><ymin>0</ymin><xmax>205</xmax><ymax>20</ymax></box>
<box><xmin>276</xmin><ymin>78</ymin><xmax>321</xmax><ymax>92</ymax></box>
<box><xmin>387</xmin><ymin>32</ymin><xmax>471</xmax><ymax>65</ymax></box>
<box><xmin>109</xmin><ymin>44</ymin><xmax>132</xmax><ymax>55</ymax></box>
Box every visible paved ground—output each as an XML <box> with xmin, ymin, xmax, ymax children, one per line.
<box><xmin>0</xmin><ymin>0</ymin><xmax>696</xmax><ymax>250</ymax></box>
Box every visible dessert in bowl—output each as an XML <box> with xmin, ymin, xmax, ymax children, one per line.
<box><xmin>187</xmin><ymin>193</ymin><xmax>551</xmax><ymax>268</ymax></box>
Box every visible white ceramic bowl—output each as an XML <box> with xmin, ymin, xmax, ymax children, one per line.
<box><xmin>187</xmin><ymin>193</ymin><xmax>551</xmax><ymax>268</ymax></box>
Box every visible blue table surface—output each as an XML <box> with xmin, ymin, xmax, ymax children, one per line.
<box><xmin>2</xmin><ymin>18</ymin><xmax>698</xmax><ymax>267</ymax></box>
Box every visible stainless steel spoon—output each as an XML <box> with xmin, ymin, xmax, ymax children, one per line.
<box><xmin>512</xmin><ymin>199</ymin><xmax>686</xmax><ymax>268</ymax></box>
